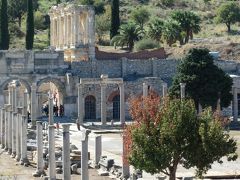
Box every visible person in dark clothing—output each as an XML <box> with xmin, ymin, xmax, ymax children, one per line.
<box><xmin>59</xmin><ymin>104</ymin><xmax>64</xmax><ymax>117</ymax></box>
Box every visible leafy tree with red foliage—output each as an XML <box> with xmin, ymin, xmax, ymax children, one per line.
<box><xmin>124</xmin><ymin>95</ymin><xmax>237</xmax><ymax>179</ymax></box>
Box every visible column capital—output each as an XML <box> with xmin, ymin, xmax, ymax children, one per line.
<box><xmin>180</xmin><ymin>83</ymin><xmax>186</xmax><ymax>87</ymax></box>
<box><xmin>36</xmin><ymin>121</ymin><xmax>43</xmax><ymax>125</ymax></box>
<box><xmin>62</xmin><ymin>123</ymin><xmax>71</xmax><ymax>132</ymax></box>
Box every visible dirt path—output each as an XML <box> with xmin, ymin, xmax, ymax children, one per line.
<box><xmin>0</xmin><ymin>149</ymin><xmax>111</xmax><ymax>180</ymax></box>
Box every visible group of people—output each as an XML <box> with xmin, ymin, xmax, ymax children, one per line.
<box><xmin>42</xmin><ymin>104</ymin><xmax>64</xmax><ymax>117</ymax></box>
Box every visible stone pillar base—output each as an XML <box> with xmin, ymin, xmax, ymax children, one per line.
<box><xmin>1</xmin><ymin>144</ymin><xmax>5</xmax><ymax>149</ymax></box>
<box><xmin>32</xmin><ymin>170</ymin><xmax>46</xmax><ymax>177</ymax></box>
<box><xmin>11</xmin><ymin>152</ymin><xmax>16</xmax><ymax>158</ymax></box>
<box><xmin>20</xmin><ymin>158</ymin><xmax>30</xmax><ymax>166</ymax></box>
<box><xmin>7</xmin><ymin>148</ymin><xmax>12</xmax><ymax>155</ymax></box>
<box><xmin>15</xmin><ymin>154</ymin><xmax>21</xmax><ymax>162</ymax></box>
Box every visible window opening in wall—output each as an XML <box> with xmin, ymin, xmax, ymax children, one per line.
<box><xmin>113</xmin><ymin>95</ymin><xmax>120</xmax><ymax>119</ymax></box>
<box><xmin>85</xmin><ymin>95</ymin><xmax>96</xmax><ymax>120</ymax></box>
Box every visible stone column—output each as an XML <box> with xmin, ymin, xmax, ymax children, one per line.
<box><xmin>64</xmin><ymin>15</ymin><xmax>67</xmax><ymax>47</ymax></box>
<box><xmin>56</xmin><ymin>17</ymin><xmax>60</xmax><ymax>49</ymax></box>
<box><xmin>94</xmin><ymin>135</ymin><xmax>102</xmax><ymax>166</ymax></box>
<box><xmin>233</xmin><ymin>87</ymin><xmax>238</xmax><ymax>121</ymax></box>
<box><xmin>180</xmin><ymin>83</ymin><xmax>186</xmax><ymax>99</ymax></box>
<box><xmin>88</xmin><ymin>8</ymin><xmax>95</xmax><ymax>60</ymax></box>
<box><xmin>70</xmin><ymin>14</ymin><xmax>74</xmax><ymax>47</ymax></box>
<box><xmin>78</xmin><ymin>82</ymin><xmax>84</xmax><ymax>125</ymax></box>
<box><xmin>162</xmin><ymin>83</ymin><xmax>168</xmax><ymax>97</ymax></box>
<box><xmin>15</xmin><ymin>113</ymin><xmax>21</xmax><ymax>161</ymax></box>
<box><xmin>49</xmin><ymin>93</ymin><xmax>54</xmax><ymax>125</ymax></box>
<box><xmin>74</xmin><ymin>13</ymin><xmax>79</xmax><ymax>46</ymax></box>
<box><xmin>31</xmin><ymin>83</ymin><xmax>37</xmax><ymax>127</ymax></box>
<box><xmin>66</xmin><ymin>15</ymin><xmax>69</xmax><ymax>47</ymax></box>
<box><xmin>122</xmin><ymin>134</ymin><xmax>130</xmax><ymax>179</ymax></box>
<box><xmin>33</xmin><ymin>121</ymin><xmax>45</xmax><ymax>176</ymax></box>
<box><xmin>48</xmin><ymin>125</ymin><xmax>56</xmax><ymax>179</ymax></box>
<box><xmin>8</xmin><ymin>86</ymin><xmax>13</xmax><ymax>155</ymax></box>
<box><xmin>1</xmin><ymin>108</ymin><xmax>5</xmax><ymax>149</ymax></box>
<box><xmin>119</xmin><ymin>83</ymin><xmax>125</xmax><ymax>125</ymax></box>
<box><xmin>20</xmin><ymin>116</ymin><xmax>29</xmax><ymax>165</ymax></box>
<box><xmin>50</xmin><ymin>17</ymin><xmax>54</xmax><ymax>46</ymax></box>
<box><xmin>4</xmin><ymin>108</ymin><xmax>8</xmax><ymax>151</ymax></box>
<box><xmin>62</xmin><ymin>124</ymin><xmax>71</xmax><ymax>180</ymax></box>
<box><xmin>8</xmin><ymin>110</ymin><xmax>12</xmax><ymax>155</ymax></box>
<box><xmin>81</xmin><ymin>129</ymin><xmax>90</xmax><ymax>180</ymax></box>
<box><xmin>143</xmin><ymin>83</ymin><xmax>148</xmax><ymax>97</ymax></box>
<box><xmin>0</xmin><ymin>109</ymin><xmax>2</xmax><ymax>146</ymax></box>
<box><xmin>100</xmin><ymin>83</ymin><xmax>107</xmax><ymax>125</ymax></box>
<box><xmin>11</xmin><ymin>84</ymin><xmax>17</xmax><ymax>158</ymax></box>
<box><xmin>20</xmin><ymin>90</ymin><xmax>29</xmax><ymax>166</ymax></box>
<box><xmin>59</xmin><ymin>17</ymin><xmax>62</xmax><ymax>49</ymax></box>
<box><xmin>54</xmin><ymin>18</ymin><xmax>57</xmax><ymax>47</ymax></box>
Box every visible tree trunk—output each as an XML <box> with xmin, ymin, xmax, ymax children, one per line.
<box><xmin>169</xmin><ymin>166</ymin><xmax>177</xmax><ymax>180</ymax></box>
<box><xmin>18</xmin><ymin>16</ymin><xmax>22</xmax><ymax>28</ymax></box>
<box><xmin>227</xmin><ymin>23</ymin><xmax>231</xmax><ymax>32</ymax></box>
<box><xmin>185</xmin><ymin>30</ymin><xmax>190</xmax><ymax>43</ymax></box>
<box><xmin>190</xmin><ymin>30</ymin><xmax>193</xmax><ymax>40</ymax></box>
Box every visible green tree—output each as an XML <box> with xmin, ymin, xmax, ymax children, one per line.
<box><xmin>96</xmin><ymin>14</ymin><xmax>111</xmax><ymax>43</ymax></box>
<box><xmin>162</xmin><ymin>19</ymin><xmax>182</xmax><ymax>46</ymax></box>
<box><xmin>169</xmin><ymin>48</ymin><xmax>233</xmax><ymax>109</ymax></box>
<box><xmin>110</xmin><ymin>22</ymin><xmax>142</xmax><ymax>51</ymax></box>
<box><xmin>126</xmin><ymin>96</ymin><xmax>237</xmax><ymax>180</ymax></box>
<box><xmin>0</xmin><ymin>0</ymin><xmax>9</xmax><ymax>50</ymax></box>
<box><xmin>110</xmin><ymin>0</ymin><xmax>120</xmax><ymax>39</ymax></box>
<box><xmin>9</xmin><ymin>0</ymin><xmax>38</xmax><ymax>27</ymax></box>
<box><xmin>171</xmin><ymin>10</ymin><xmax>201</xmax><ymax>43</ymax></box>
<box><xmin>147</xmin><ymin>18</ymin><xmax>164</xmax><ymax>42</ymax></box>
<box><xmin>216</xmin><ymin>2</ymin><xmax>240</xmax><ymax>32</ymax></box>
<box><xmin>26</xmin><ymin>0</ymin><xmax>35</xmax><ymax>50</ymax></box>
<box><xmin>130</xmin><ymin>7</ymin><xmax>150</xmax><ymax>32</ymax></box>
<box><xmin>78</xmin><ymin>0</ymin><xmax>105</xmax><ymax>15</ymax></box>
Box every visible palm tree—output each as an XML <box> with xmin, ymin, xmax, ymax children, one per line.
<box><xmin>148</xmin><ymin>18</ymin><xmax>164</xmax><ymax>42</ymax></box>
<box><xmin>162</xmin><ymin>19</ymin><xmax>182</xmax><ymax>46</ymax></box>
<box><xmin>111</xmin><ymin>22</ymin><xmax>142</xmax><ymax>51</ymax></box>
<box><xmin>171</xmin><ymin>10</ymin><xmax>201</xmax><ymax>43</ymax></box>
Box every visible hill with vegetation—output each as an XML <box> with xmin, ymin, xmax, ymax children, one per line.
<box><xmin>4</xmin><ymin>0</ymin><xmax>240</xmax><ymax>60</ymax></box>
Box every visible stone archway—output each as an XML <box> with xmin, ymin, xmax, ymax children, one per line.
<box><xmin>0</xmin><ymin>78</ymin><xmax>31</xmax><ymax>105</ymax></box>
<box><xmin>36</xmin><ymin>77</ymin><xmax>66</xmax><ymax>117</ymax></box>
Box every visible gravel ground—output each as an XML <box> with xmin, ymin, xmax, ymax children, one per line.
<box><xmin>0</xmin><ymin>149</ymin><xmax>111</xmax><ymax>180</ymax></box>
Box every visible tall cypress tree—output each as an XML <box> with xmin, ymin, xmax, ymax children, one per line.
<box><xmin>26</xmin><ymin>0</ymin><xmax>34</xmax><ymax>50</ymax></box>
<box><xmin>110</xmin><ymin>0</ymin><xmax>120</xmax><ymax>39</ymax></box>
<box><xmin>0</xmin><ymin>0</ymin><xmax>9</xmax><ymax>50</ymax></box>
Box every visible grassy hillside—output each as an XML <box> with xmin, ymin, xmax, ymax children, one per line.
<box><xmin>9</xmin><ymin>0</ymin><xmax>240</xmax><ymax>60</ymax></box>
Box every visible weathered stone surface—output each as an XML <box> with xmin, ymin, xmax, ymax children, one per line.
<box><xmin>71</xmin><ymin>164</ymin><xmax>78</xmax><ymax>174</ymax></box>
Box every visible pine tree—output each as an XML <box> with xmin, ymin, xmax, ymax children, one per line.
<box><xmin>26</xmin><ymin>0</ymin><xmax>34</xmax><ymax>50</ymax></box>
<box><xmin>110</xmin><ymin>0</ymin><xmax>120</xmax><ymax>39</ymax></box>
<box><xmin>0</xmin><ymin>0</ymin><xmax>9</xmax><ymax>50</ymax></box>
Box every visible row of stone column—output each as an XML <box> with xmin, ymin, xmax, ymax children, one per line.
<box><xmin>50</xmin><ymin>7</ymin><xmax>95</xmax><ymax>50</ymax></box>
<box><xmin>0</xmin><ymin>84</ymin><xmax>29</xmax><ymax>166</ymax></box>
<box><xmin>78</xmin><ymin>81</ymin><xmax>125</xmax><ymax>126</ymax></box>
<box><xmin>35</xmin><ymin>123</ymin><xmax>102</xmax><ymax>180</ymax></box>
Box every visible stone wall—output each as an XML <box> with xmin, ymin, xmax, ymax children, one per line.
<box><xmin>1</xmin><ymin>50</ymin><xmax>240</xmax><ymax>119</ymax></box>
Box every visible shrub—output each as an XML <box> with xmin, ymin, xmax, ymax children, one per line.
<box><xmin>9</xmin><ymin>23</ymin><xmax>25</xmax><ymax>38</ymax></box>
<box><xmin>134</xmin><ymin>38</ymin><xmax>160</xmax><ymax>51</ymax></box>
<box><xmin>161</xmin><ymin>0</ymin><xmax>175</xmax><ymax>6</ymax></box>
<box><xmin>34</xmin><ymin>11</ymin><xmax>47</xmax><ymax>30</ymax></box>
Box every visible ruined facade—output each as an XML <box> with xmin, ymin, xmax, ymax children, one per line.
<box><xmin>0</xmin><ymin>4</ymin><xmax>240</xmax><ymax>123</ymax></box>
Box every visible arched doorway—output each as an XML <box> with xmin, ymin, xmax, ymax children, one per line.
<box><xmin>36</xmin><ymin>77</ymin><xmax>65</xmax><ymax>117</ymax></box>
<box><xmin>85</xmin><ymin>95</ymin><xmax>96</xmax><ymax>120</ymax></box>
<box><xmin>112</xmin><ymin>95</ymin><xmax>120</xmax><ymax>120</ymax></box>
